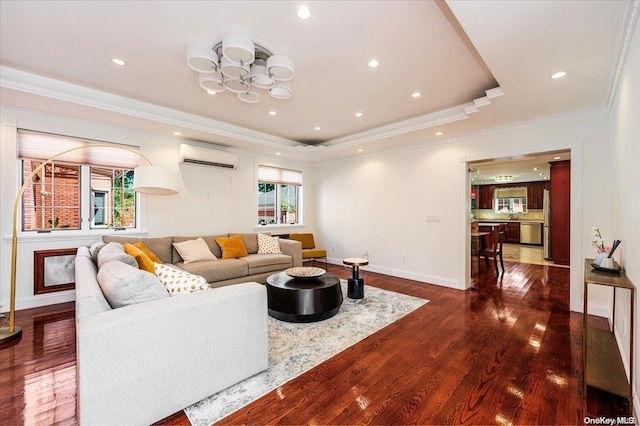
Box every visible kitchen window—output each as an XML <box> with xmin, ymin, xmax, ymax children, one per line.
<box><xmin>257</xmin><ymin>165</ymin><xmax>302</xmax><ymax>225</ymax></box>
<box><xmin>494</xmin><ymin>187</ymin><xmax>527</xmax><ymax>214</ymax></box>
<box><xmin>18</xmin><ymin>130</ymin><xmax>141</xmax><ymax>232</ymax></box>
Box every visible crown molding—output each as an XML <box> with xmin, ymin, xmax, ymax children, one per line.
<box><xmin>315</xmin><ymin>105</ymin><xmax>608</xmax><ymax>167</ymax></box>
<box><xmin>0</xmin><ymin>66</ymin><xmax>298</xmax><ymax>149</ymax></box>
<box><xmin>605</xmin><ymin>0</ymin><xmax>639</xmax><ymax>111</ymax></box>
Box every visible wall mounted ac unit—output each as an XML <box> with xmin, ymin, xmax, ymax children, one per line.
<box><xmin>178</xmin><ymin>144</ymin><xmax>238</xmax><ymax>169</ymax></box>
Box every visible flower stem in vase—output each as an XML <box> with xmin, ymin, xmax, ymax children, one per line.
<box><xmin>608</xmin><ymin>240</ymin><xmax>621</xmax><ymax>258</ymax></box>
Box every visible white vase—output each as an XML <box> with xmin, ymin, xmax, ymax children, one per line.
<box><xmin>594</xmin><ymin>252</ymin><xmax>608</xmax><ymax>266</ymax></box>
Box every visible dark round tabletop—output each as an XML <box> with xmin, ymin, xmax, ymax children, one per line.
<box><xmin>266</xmin><ymin>272</ymin><xmax>343</xmax><ymax>322</ymax></box>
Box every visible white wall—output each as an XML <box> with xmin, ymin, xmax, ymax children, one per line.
<box><xmin>315</xmin><ymin>110</ymin><xmax>614</xmax><ymax>312</ymax></box>
<box><xmin>610</xmin><ymin>21</ymin><xmax>640</xmax><ymax>413</ymax></box>
<box><xmin>0</xmin><ymin>107</ymin><xmax>316</xmax><ymax>310</ymax></box>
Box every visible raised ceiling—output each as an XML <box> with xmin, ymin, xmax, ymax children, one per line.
<box><xmin>0</xmin><ymin>1</ymin><xmax>636</xmax><ymax>162</ymax></box>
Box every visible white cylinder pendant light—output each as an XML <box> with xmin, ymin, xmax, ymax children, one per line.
<box><xmin>220</xmin><ymin>56</ymin><xmax>250</xmax><ymax>79</ymax></box>
<box><xmin>187</xmin><ymin>45</ymin><xmax>218</xmax><ymax>73</ymax></box>
<box><xmin>269</xmin><ymin>80</ymin><xmax>293</xmax><ymax>99</ymax></box>
<box><xmin>238</xmin><ymin>89</ymin><xmax>262</xmax><ymax>103</ymax></box>
<box><xmin>267</xmin><ymin>55</ymin><xmax>294</xmax><ymax>81</ymax></box>
<box><xmin>250</xmin><ymin>63</ymin><xmax>275</xmax><ymax>89</ymax></box>
<box><xmin>224</xmin><ymin>77</ymin><xmax>251</xmax><ymax>93</ymax></box>
<box><xmin>222</xmin><ymin>34</ymin><xmax>255</xmax><ymax>65</ymax></box>
<box><xmin>199</xmin><ymin>72</ymin><xmax>225</xmax><ymax>93</ymax></box>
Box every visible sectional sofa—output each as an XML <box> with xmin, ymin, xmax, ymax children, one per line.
<box><xmin>74</xmin><ymin>233</ymin><xmax>302</xmax><ymax>425</ymax></box>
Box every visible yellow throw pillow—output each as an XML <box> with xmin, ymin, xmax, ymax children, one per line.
<box><xmin>215</xmin><ymin>235</ymin><xmax>249</xmax><ymax>259</ymax></box>
<box><xmin>123</xmin><ymin>243</ymin><xmax>155</xmax><ymax>273</ymax></box>
<box><xmin>134</xmin><ymin>241</ymin><xmax>163</xmax><ymax>264</ymax></box>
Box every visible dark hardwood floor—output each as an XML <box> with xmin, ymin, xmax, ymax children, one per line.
<box><xmin>1</xmin><ymin>261</ymin><xmax>629</xmax><ymax>425</ymax></box>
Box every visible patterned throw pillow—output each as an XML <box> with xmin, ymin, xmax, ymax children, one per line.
<box><xmin>257</xmin><ymin>233</ymin><xmax>282</xmax><ymax>254</ymax></box>
<box><xmin>154</xmin><ymin>263</ymin><xmax>209</xmax><ymax>295</ymax></box>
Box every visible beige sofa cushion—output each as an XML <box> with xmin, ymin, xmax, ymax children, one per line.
<box><xmin>172</xmin><ymin>235</ymin><xmax>226</xmax><ymax>261</ymax></box>
<box><xmin>176</xmin><ymin>259</ymin><xmax>248</xmax><ymax>283</ymax></box>
<box><xmin>97</xmin><ymin>260</ymin><xmax>169</xmax><ymax>308</ymax></box>
<box><xmin>232</xmin><ymin>233</ymin><xmax>259</xmax><ymax>254</ymax></box>
<box><xmin>242</xmin><ymin>253</ymin><xmax>293</xmax><ymax>275</ymax></box>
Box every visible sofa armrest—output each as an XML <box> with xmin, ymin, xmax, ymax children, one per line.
<box><xmin>279</xmin><ymin>238</ymin><xmax>302</xmax><ymax>267</ymax></box>
<box><xmin>76</xmin><ymin>282</ymin><xmax>268</xmax><ymax>426</ymax></box>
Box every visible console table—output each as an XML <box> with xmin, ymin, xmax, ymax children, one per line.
<box><xmin>583</xmin><ymin>258</ymin><xmax>635</xmax><ymax>406</ymax></box>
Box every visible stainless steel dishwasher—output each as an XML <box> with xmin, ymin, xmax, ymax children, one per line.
<box><xmin>520</xmin><ymin>222</ymin><xmax>542</xmax><ymax>245</ymax></box>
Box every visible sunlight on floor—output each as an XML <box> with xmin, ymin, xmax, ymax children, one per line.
<box><xmin>501</xmin><ymin>243</ymin><xmax>568</xmax><ymax>268</ymax></box>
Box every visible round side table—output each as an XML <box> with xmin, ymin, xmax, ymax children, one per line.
<box><xmin>343</xmin><ymin>257</ymin><xmax>369</xmax><ymax>299</ymax></box>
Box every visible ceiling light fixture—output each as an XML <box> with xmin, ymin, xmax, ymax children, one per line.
<box><xmin>554</xmin><ymin>156</ymin><xmax>562</xmax><ymax>160</ymax></box>
<box><xmin>550</xmin><ymin>70</ymin><xmax>567</xmax><ymax>79</ymax></box>
<box><xmin>187</xmin><ymin>35</ymin><xmax>295</xmax><ymax>103</ymax></box>
<box><xmin>435</xmin><ymin>131</ymin><xmax>444</xmax><ymax>136</ymax></box>
<box><xmin>314</xmin><ymin>126</ymin><xmax>321</xmax><ymax>131</ymax></box>
<box><xmin>412</xmin><ymin>92</ymin><xmax>421</xmax><ymax>98</ymax></box>
<box><xmin>268</xmin><ymin>110</ymin><xmax>277</xmax><ymax>116</ymax></box>
<box><xmin>355</xmin><ymin>112</ymin><xmax>364</xmax><ymax>118</ymax></box>
<box><xmin>494</xmin><ymin>175</ymin><xmax>514</xmax><ymax>183</ymax></box>
<box><xmin>297</xmin><ymin>6</ymin><xmax>311</xmax><ymax>20</ymax></box>
<box><xmin>368</xmin><ymin>59</ymin><xmax>379</xmax><ymax>68</ymax></box>
<box><xmin>173</xmin><ymin>131</ymin><xmax>182</xmax><ymax>136</ymax></box>
<box><xmin>111</xmin><ymin>57</ymin><xmax>126</xmax><ymax>66</ymax></box>
<box><xmin>358</xmin><ymin>148</ymin><xmax>364</xmax><ymax>152</ymax></box>
<box><xmin>533</xmin><ymin>167</ymin><xmax>538</xmax><ymax>171</ymax></box>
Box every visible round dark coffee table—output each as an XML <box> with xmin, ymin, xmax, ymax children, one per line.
<box><xmin>266</xmin><ymin>272</ymin><xmax>343</xmax><ymax>323</ymax></box>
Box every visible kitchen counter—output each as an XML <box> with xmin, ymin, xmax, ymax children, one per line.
<box><xmin>477</xmin><ymin>219</ymin><xmax>544</xmax><ymax>224</ymax></box>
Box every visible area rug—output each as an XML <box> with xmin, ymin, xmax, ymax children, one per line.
<box><xmin>184</xmin><ymin>280</ymin><xmax>428</xmax><ymax>425</ymax></box>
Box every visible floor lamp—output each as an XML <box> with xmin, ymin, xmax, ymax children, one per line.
<box><xmin>0</xmin><ymin>144</ymin><xmax>179</xmax><ymax>345</ymax></box>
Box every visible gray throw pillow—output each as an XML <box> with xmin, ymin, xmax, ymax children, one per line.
<box><xmin>97</xmin><ymin>260</ymin><xmax>169</xmax><ymax>308</ymax></box>
<box><xmin>97</xmin><ymin>242</ymin><xmax>138</xmax><ymax>269</ymax></box>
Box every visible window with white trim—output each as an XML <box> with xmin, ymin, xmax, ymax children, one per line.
<box><xmin>18</xmin><ymin>130</ymin><xmax>141</xmax><ymax>232</ymax></box>
<box><xmin>257</xmin><ymin>165</ymin><xmax>302</xmax><ymax>225</ymax></box>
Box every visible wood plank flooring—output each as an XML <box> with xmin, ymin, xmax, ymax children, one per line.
<box><xmin>1</xmin><ymin>261</ymin><xmax>629</xmax><ymax>425</ymax></box>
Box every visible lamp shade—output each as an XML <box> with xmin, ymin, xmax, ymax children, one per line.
<box><xmin>187</xmin><ymin>45</ymin><xmax>218</xmax><ymax>73</ymax></box>
<box><xmin>224</xmin><ymin>77</ymin><xmax>251</xmax><ymax>93</ymax></box>
<box><xmin>267</xmin><ymin>55</ymin><xmax>294</xmax><ymax>81</ymax></box>
<box><xmin>133</xmin><ymin>166</ymin><xmax>179</xmax><ymax>195</ymax></box>
<box><xmin>220</xmin><ymin>56</ymin><xmax>250</xmax><ymax>79</ymax></box>
<box><xmin>238</xmin><ymin>89</ymin><xmax>262</xmax><ymax>103</ymax></box>
<box><xmin>250</xmin><ymin>63</ymin><xmax>275</xmax><ymax>89</ymax></box>
<box><xmin>269</xmin><ymin>80</ymin><xmax>293</xmax><ymax>99</ymax></box>
<box><xmin>199</xmin><ymin>72</ymin><xmax>225</xmax><ymax>93</ymax></box>
<box><xmin>222</xmin><ymin>34</ymin><xmax>255</xmax><ymax>64</ymax></box>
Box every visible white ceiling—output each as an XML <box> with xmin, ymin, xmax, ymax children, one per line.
<box><xmin>0</xmin><ymin>0</ymin><xmax>636</xmax><ymax>163</ymax></box>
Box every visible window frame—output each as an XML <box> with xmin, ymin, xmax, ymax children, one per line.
<box><xmin>17</xmin><ymin>130</ymin><xmax>142</xmax><ymax>235</ymax></box>
<box><xmin>256</xmin><ymin>165</ymin><xmax>303</xmax><ymax>227</ymax></box>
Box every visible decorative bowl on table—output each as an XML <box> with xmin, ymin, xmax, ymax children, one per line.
<box><xmin>284</xmin><ymin>266</ymin><xmax>326</xmax><ymax>278</ymax></box>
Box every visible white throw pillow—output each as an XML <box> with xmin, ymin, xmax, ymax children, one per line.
<box><xmin>172</xmin><ymin>237</ymin><xmax>217</xmax><ymax>263</ymax></box>
<box><xmin>257</xmin><ymin>233</ymin><xmax>282</xmax><ymax>254</ymax></box>
<box><xmin>154</xmin><ymin>263</ymin><xmax>209</xmax><ymax>295</ymax></box>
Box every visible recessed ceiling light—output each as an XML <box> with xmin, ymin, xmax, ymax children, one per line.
<box><xmin>297</xmin><ymin>6</ymin><xmax>311</xmax><ymax>20</ymax></box>
<box><xmin>358</xmin><ymin>148</ymin><xmax>364</xmax><ymax>152</ymax></box>
<box><xmin>314</xmin><ymin>126</ymin><xmax>321</xmax><ymax>131</ymax></box>
<box><xmin>539</xmin><ymin>173</ymin><xmax>543</xmax><ymax>176</ymax></box>
<box><xmin>111</xmin><ymin>57</ymin><xmax>126</xmax><ymax>66</ymax></box>
<box><xmin>411</xmin><ymin>92</ymin><xmax>421</xmax><ymax>98</ymax></box>
<box><xmin>269</xmin><ymin>111</ymin><xmax>277</xmax><ymax>116</ymax></box>
<box><xmin>355</xmin><ymin>112</ymin><xmax>364</xmax><ymax>118</ymax></box>
<box><xmin>554</xmin><ymin>156</ymin><xmax>561</xmax><ymax>160</ymax></box>
<box><xmin>435</xmin><ymin>131</ymin><xmax>444</xmax><ymax>136</ymax></box>
<box><xmin>276</xmin><ymin>152</ymin><xmax>282</xmax><ymax>156</ymax></box>
<box><xmin>368</xmin><ymin>59</ymin><xmax>379</xmax><ymax>68</ymax></box>
<box><xmin>550</xmin><ymin>71</ymin><xmax>567</xmax><ymax>79</ymax></box>
<box><xmin>533</xmin><ymin>167</ymin><xmax>538</xmax><ymax>171</ymax></box>
<box><xmin>173</xmin><ymin>131</ymin><xmax>181</xmax><ymax>136</ymax></box>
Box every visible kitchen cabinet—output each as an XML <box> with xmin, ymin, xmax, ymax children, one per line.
<box><xmin>478</xmin><ymin>185</ymin><xmax>494</xmax><ymax>209</ymax></box>
<box><xmin>527</xmin><ymin>181</ymin><xmax>548</xmax><ymax>209</ymax></box>
<box><xmin>505</xmin><ymin>222</ymin><xmax>520</xmax><ymax>243</ymax></box>
<box><xmin>549</xmin><ymin>160</ymin><xmax>570</xmax><ymax>265</ymax></box>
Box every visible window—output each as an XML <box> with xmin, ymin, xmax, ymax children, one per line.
<box><xmin>18</xmin><ymin>130</ymin><xmax>141</xmax><ymax>232</ymax></box>
<box><xmin>494</xmin><ymin>187</ymin><xmax>528</xmax><ymax>214</ymax></box>
<box><xmin>257</xmin><ymin>165</ymin><xmax>302</xmax><ymax>225</ymax></box>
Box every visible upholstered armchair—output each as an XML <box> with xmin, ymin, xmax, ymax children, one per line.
<box><xmin>289</xmin><ymin>233</ymin><xmax>327</xmax><ymax>269</ymax></box>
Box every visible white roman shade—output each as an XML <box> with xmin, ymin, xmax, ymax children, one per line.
<box><xmin>18</xmin><ymin>130</ymin><xmax>141</xmax><ymax>169</ymax></box>
<box><xmin>258</xmin><ymin>165</ymin><xmax>302</xmax><ymax>186</ymax></box>
<box><xmin>496</xmin><ymin>187</ymin><xmax>527</xmax><ymax>198</ymax></box>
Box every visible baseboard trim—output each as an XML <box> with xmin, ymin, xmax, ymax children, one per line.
<box><xmin>1</xmin><ymin>290</ymin><xmax>75</xmax><ymax>313</ymax></box>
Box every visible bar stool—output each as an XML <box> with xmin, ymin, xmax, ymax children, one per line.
<box><xmin>343</xmin><ymin>257</ymin><xmax>369</xmax><ymax>299</ymax></box>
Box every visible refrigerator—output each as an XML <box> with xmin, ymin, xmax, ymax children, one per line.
<box><xmin>543</xmin><ymin>189</ymin><xmax>550</xmax><ymax>259</ymax></box>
